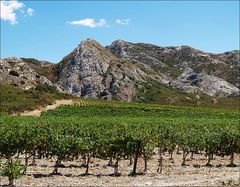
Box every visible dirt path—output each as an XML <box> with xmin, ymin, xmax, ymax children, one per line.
<box><xmin>20</xmin><ymin>99</ymin><xmax>73</xmax><ymax>117</ymax></box>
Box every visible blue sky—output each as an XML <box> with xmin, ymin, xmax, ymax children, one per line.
<box><xmin>1</xmin><ymin>1</ymin><xmax>239</xmax><ymax>63</ymax></box>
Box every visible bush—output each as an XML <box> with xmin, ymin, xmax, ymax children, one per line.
<box><xmin>0</xmin><ymin>160</ymin><xmax>26</xmax><ymax>186</ymax></box>
<box><xmin>35</xmin><ymin>84</ymin><xmax>56</xmax><ymax>93</ymax></box>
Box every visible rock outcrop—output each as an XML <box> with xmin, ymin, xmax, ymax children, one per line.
<box><xmin>56</xmin><ymin>39</ymin><xmax>147</xmax><ymax>101</ymax></box>
<box><xmin>170</xmin><ymin>68</ymin><xmax>239</xmax><ymax>97</ymax></box>
<box><xmin>109</xmin><ymin>40</ymin><xmax>239</xmax><ymax>97</ymax></box>
<box><xmin>0</xmin><ymin>57</ymin><xmax>54</xmax><ymax>90</ymax></box>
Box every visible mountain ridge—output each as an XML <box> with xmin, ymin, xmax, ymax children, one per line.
<box><xmin>1</xmin><ymin>38</ymin><xmax>239</xmax><ymax>105</ymax></box>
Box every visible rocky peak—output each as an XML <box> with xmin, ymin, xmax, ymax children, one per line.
<box><xmin>108</xmin><ymin>39</ymin><xmax>132</xmax><ymax>58</ymax></box>
<box><xmin>78</xmin><ymin>38</ymin><xmax>101</xmax><ymax>48</ymax></box>
<box><xmin>69</xmin><ymin>38</ymin><xmax>115</xmax><ymax>62</ymax></box>
<box><xmin>84</xmin><ymin>38</ymin><xmax>97</xmax><ymax>42</ymax></box>
<box><xmin>56</xmin><ymin>38</ymin><xmax>146</xmax><ymax>100</ymax></box>
<box><xmin>111</xmin><ymin>39</ymin><xmax>129</xmax><ymax>46</ymax></box>
<box><xmin>57</xmin><ymin>40</ymin><xmax>111</xmax><ymax>97</ymax></box>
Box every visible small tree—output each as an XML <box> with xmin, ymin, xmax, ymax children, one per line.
<box><xmin>1</xmin><ymin>159</ymin><xmax>26</xmax><ymax>186</ymax></box>
<box><xmin>218</xmin><ymin>128</ymin><xmax>240</xmax><ymax>167</ymax></box>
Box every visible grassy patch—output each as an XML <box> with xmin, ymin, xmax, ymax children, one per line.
<box><xmin>133</xmin><ymin>81</ymin><xmax>239</xmax><ymax>109</ymax></box>
<box><xmin>0</xmin><ymin>85</ymin><xmax>72</xmax><ymax>114</ymax></box>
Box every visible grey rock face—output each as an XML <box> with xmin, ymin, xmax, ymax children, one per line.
<box><xmin>107</xmin><ymin>39</ymin><xmax>132</xmax><ymax>58</ymax></box>
<box><xmin>0</xmin><ymin>57</ymin><xmax>54</xmax><ymax>90</ymax></box>
<box><xmin>170</xmin><ymin>68</ymin><xmax>239</xmax><ymax>97</ymax></box>
<box><xmin>216</xmin><ymin>50</ymin><xmax>240</xmax><ymax>65</ymax></box>
<box><xmin>56</xmin><ymin>39</ymin><xmax>146</xmax><ymax>101</ymax></box>
<box><xmin>109</xmin><ymin>40</ymin><xmax>239</xmax><ymax>97</ymax></box>
<box><xmin>56</xmin><ymin>39</ymin><xmax>110</xmax><ymax>98</ymax></box>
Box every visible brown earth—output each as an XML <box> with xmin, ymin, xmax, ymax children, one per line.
<box><xmin>0</xmin><ymin>152</ymin><xmax>239</xmax><ymax>186</ymax></box>
<box><xmin>20</xmin><ymin>99</ymin><xmax>73</xmax><ymax>117</ymax></box>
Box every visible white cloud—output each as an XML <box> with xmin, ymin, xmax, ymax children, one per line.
<box><xmin>27</xmin><ymin>8</ymin><xmax>34</xmax><ymax>16</ymax></box>
<box><xmin>1</xmin><ymin>0</ymin><xmax>34</xmax><ymax>25</ymax></box>
<box><xmin>67</xmin><ymin>18</ymin><xmax>107</xmax><ymax>28</ymax></box>
<box><xmin>0</xmin><ymin>0</ymin><xmax>24</xmax><ymax>24</ymax></box>
<box><xmin>115</xmin><ymin>19</ymin><xmax>130</xmax><ymax>25</ymax></box>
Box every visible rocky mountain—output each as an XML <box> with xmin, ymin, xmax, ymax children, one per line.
<box><xmin>0</xmin><ymin>38</ymin><xmax>239</xmax><ymax>103</ymax></box>
<box><xmin>56</xmin><ymin>39</ymin><xmax>147</xmax><ymax>101</ymax></box>
<box><xmin>108</xmin><ymin>40</ymin><xmax>239</xmax><ymax>96</ymax></box>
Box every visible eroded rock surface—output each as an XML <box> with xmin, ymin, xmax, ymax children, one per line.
<box><xmin>170</xmin><ymin>68</ymin><xmax>239</xmax><ymax>97</ymax></box>
<box><xmin>109</xmin><ymin>40</ymin><xmax>239</xmax><ymax>97</ymax></box>
<box><xmin>56</xmin><ymin>39</ymin><xmax>147</xmax><ymax>101</ymax></box>
<box><xmin>0</xmin><ymin>57</ymin><xmax>54</xmax><ymax>90</ymax></box>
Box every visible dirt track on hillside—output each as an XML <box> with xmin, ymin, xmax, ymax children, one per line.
<box><xmin>20</xmin><ymin>99</ymin><xmax>73</xmax><ymax>116</ymax></box>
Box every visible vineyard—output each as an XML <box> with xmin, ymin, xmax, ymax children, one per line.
<box><xmin>0</xmin><ymin>99</ymin><xmax>239</xmax><ymax>186</ymax></box>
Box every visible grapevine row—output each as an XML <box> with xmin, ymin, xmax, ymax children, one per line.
<box><xmin>0</xmin><ymin>116</ymin><xmax>239</xmax><ymax>177</ymax></box>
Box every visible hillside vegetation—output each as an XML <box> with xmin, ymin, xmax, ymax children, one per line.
<box><xmin>0</xmin><ymin>83</ymin><xmax>238</xmax><ymax>116</ymax></box>
<box><xmin>133</xmin><ymin>81</ymin><xmax>239</xmax><ymax>109</ymax></box>
<box><xmin>0</xmin><ymin>84</ymin><xmax>72</xmax><ymax>114</ymax></box>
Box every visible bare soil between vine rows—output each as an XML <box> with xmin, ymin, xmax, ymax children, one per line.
<box><xmin>1</xmin><ymin>151</ymin><xmax>239</xmax><ymax>186</ymax></box>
